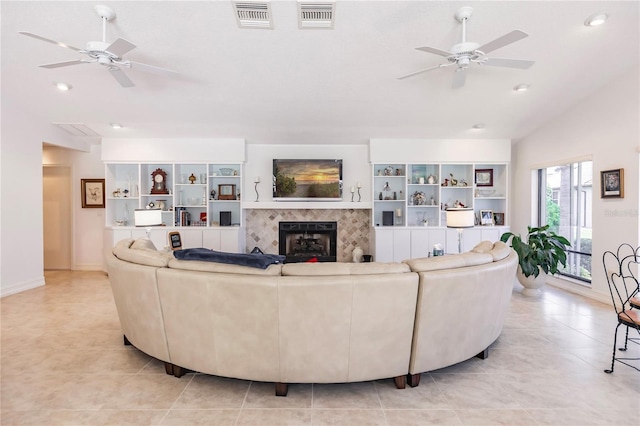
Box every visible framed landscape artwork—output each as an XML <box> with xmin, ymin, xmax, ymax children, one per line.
<box><xmin>600</xmin><ymin>168</ymin><xmax>624</xmax><ymax>198</ymax></box>
<box><xmin>81</xmin><ymin>179</ymin><xmax>105</xmax><ymax>208</ymax></box>
<box><xmin>475</xmin><ymin>169</ymin><xmax>493</xmax><ymax>187</ymax></box>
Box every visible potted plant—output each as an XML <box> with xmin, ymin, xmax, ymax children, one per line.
<box><xmin>500</xmin><ymin>225</ymin><xmax>571</xmax><ymax>296</ymax></box>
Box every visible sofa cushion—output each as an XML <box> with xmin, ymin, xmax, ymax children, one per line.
<box><xmin>131</xmin><ymin>238</ymin><xmax>158</xmax><ymax>251</ymax></box>
<box><xmin>403</xmin><ymin>255</ymin><xmax>466</xmax><ymax>272</ymax></box>
<box><xmin>168</xmin><ymin>258</ymin><xmax>282</xmax><ymax>275</ymax></box>
<box><xmin>281</xmin><ymin>262</ymin><xmax>411</xmax><ymax>276</ymax></box>
<box><xmin>489</xmin><ymin>241</ymin><xmax>512</xmax><ymax>261</ymax></box>
<box><xmin>112</xmin><ymin>238</ymin><xmax>171</xmax><ymax>268</ymax></box>
<box><xmin>349</xmin><ymin>262</ymin><xmax>411</xmax><ymax>275</ymax></box>
<box><xmin>173</xmin><ymin>248</ymin><xmax>285</xmax><ymax>269</ymax></box>
<box><xmin>459</xmin><ymin>252</ymin><xmax>494</xmax><ymax>266</ymax></box>
<box><xmin>471</xmin><ymin>240</ymin><xmax>494</xmax><ymax>254</ymax></box>
<box><xmin>282</xmin><ymin>262</ymin><xmax>352</xmax><ymax>276</ymax></box>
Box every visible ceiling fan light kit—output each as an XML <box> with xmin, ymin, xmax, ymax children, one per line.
<box><xmin>18</xmin><ymin>5</ymin><xmax>178</xmax><ymax>88</ymax></box>
<box><xmin>399</xmin><ymin>6</ymin><xmax>535</xmax><ymax>88</ymax></box>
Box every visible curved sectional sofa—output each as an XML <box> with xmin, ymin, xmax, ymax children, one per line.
<box><xmin>106</xmin><ymin>238</ymin><xmax>517</xmax><ymax>395</ymax></box>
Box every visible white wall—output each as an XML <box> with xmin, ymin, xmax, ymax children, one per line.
<box><xmin>512</xmin><ymin>65</ymin><xmax>640</xmax><ymax>301</ymax></box>
<box><xmin>0</xmin><ymin>102</ymin><xmax>94</xmax><ymax>296</ymax></box>
<box><xmin>43</xmin><ymin>145</ymin><xmax>106</xmax><ymax>270</ymax></box>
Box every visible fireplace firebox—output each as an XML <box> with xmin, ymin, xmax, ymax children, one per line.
<box><xmin>279</xmin><ymin>221</ymin><xmax>337</xmax><ymax>263</ymax></box>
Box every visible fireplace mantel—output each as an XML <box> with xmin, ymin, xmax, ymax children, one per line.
<box><xmin>243</xmin><ymin>201</ymin><xmax>372</xmax><ymax>210</ymax></box>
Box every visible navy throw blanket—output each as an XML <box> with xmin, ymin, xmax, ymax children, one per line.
<box><xmin>174</xmin><ymin>248</ymin><xmax>286</xmax><ymax>269</ymax></box>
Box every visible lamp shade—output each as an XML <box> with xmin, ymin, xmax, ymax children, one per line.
<box><xmin>134</xmin><ymin>209</ymin><xmax>163</xmax><ymax>227</ymax></box>
<box><xmin>446</xmin><ymin>208</ymin><xmax>475</xmax><ymax>228</ymax></box>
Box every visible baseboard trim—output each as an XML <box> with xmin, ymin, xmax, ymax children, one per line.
<box><xmin>546</xmin><ymin>276</ymin><xmax>611</xmax><ymax>305</ymax></box>
<box><xmin>1</xmin><ymin>276</ymin><xmax>45</xmax><ymax>298</ymax></box>
<box><xmin>73</xmin><ymin>264</ymin><xmax>103</xmax><ymax>271</ymax></box>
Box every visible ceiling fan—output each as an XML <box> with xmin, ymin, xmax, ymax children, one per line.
<box><xmin>18</xmin><ymin>5</ymin><xmax>178</xmax><ymax>88</ymax></box>
<box><xmin>399</xmin><ymin>6</ymin><xmax>534</xmax><ymax>88</ymax></box>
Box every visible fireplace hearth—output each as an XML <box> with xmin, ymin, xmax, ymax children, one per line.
<box><xmin>279</xmin><ymin>221</ymin><xmax>337</xmax><ymax>263</ymax></box>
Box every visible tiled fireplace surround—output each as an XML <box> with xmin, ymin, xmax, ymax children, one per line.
<box><xmin>245</xmin><ymin>209</ymin><xmax>371</xmax><ymax>263</ymax></box>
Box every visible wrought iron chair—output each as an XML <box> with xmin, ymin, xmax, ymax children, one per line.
<box><xmin>603</xmin><ymin>244</ymin><xmax>640</xmax><ymax>373</ymax></box>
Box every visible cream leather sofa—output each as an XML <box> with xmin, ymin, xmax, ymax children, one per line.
<box><xmin>106</xmin><ymin>238</ymin><xmax>516</xmax><ymax>395</ymax></box>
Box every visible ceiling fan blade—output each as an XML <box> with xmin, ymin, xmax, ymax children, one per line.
<box><xmin>109</xmin><ymin>67</ymin><xmax>135</xmax><ymax>88</ymax></box>
<box><xmin>40</xmin><ymin>59</ymin><xmax>88</xmax><ymax>69</ymax></box>
<box><xmin>452</xmin><ymin>68</ymin><xmax>467</xmax><ymax>89</ymax></box>
<box><xmin>127</xmin><ymin>61</ymin><xmax>179</xmax><ymax>76</ymax></box>
<box><xmin>477</xmin><ymin>30</ymin><xmax>528</xmax><ymax>54</ymax></box>
<box><xmin>18</xmin><ymin>31</ymin><xmax>82</xmax><ymax>51</ymax></box>
<box><xmin>483</xmin><ymin>57</ymin><xmax>535</xmax><ymax>69</ymax></box>
<box><xmin>106</xmin><ymin>38</ymin><xmax>136</xmax><ymax>58</ymax></box>
<box><xmin>398</xmin><ymin>63</ymin><xmax>451</xmax><ymax>80</ymax></box>
<box><xmin>415</xmin><ymin>46</ymin><xmax>452</xmax><ymax>57</ymax></box>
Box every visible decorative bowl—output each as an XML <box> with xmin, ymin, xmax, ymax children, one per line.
<box><xmin>219</xmin><ymin>168</ymin><xmax>234</xmax><ymax>176</ymax></box>
<box><xmin>476</xmin><ymin>189</ymin><xmax>496</xmax><ymax>197</ymax></box>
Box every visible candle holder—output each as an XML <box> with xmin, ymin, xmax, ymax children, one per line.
<box><xmin>254</xmin><ymin>177</ymin><xmax>260</xmax><ymax>202</ymax></box>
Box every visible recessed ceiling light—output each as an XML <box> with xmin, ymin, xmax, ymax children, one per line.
<box><xmin>585</xmin><ymin>12</ymin><xmax>608</xmax><ymax>26</ymax></box>
<box><xmin>110</xmin><ymin>123</ymin><xmax>123</xmax><ymax>129</ymax></box>
<box><xmin>513</xmin><ymin>84</ymin><xmax>530</xmax><ymax>92</ymax></box>
<box><xmin>472</xmin><ymin>123</ymin><xmax>485</xmax><ymax>130</ymax></box>
<box><xmin>55</xmin><ymin>82</ymin><xmax>71</xmax><ymax>91</ymax></box>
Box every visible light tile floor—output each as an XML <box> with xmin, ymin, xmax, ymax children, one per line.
<box><xmin>1</xmin><ymin>271</ymin><xmax>639</xmax><ymax>425</ymax></box>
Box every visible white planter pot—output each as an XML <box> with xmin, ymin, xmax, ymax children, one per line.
<box><xmin>516</xmin><ymin>265</ymin><xmax>547</xmax><ymax>296</ymax></box>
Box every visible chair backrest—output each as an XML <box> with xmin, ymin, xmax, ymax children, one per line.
<box><xmin>603</xmin><ymin>244</ymin><xmax>640</xmax><ymax>314</ymax></box>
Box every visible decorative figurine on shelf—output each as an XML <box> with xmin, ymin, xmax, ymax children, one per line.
<box><xmin>113</xmin><ymin>188</ymin><xmax>121</xmax><ymax>198</ymax></box>
<box><xmin>412</xmin><ymin>191</ymin><xmax>426</xmax><ymax>205</ymax></box>
<box><xmin>382</xmin><ymin>181</ymin><xmax>392</xmax><ymax>199</ymax></box>
<box><xmin>430</xmin><ymin>196</ymin><xmax>436</xmax><ymax>205</ymax></box>
<box><xmin>454</xmin><ymin>200</ymin><xmax>466</xmax><ymax>208</ymax></box>
<box><xmin>449</xmin><ymin>173</ymin><xmax>458</xmax><ymax>186</ymax></box>
<box><xmin>123</xmin><ymin>189</ymin><xmax>129</xmax><ymax>198</ymax></box>
<box><xmin>395</xmin><ymin>168</ymin><xmax>402</xmax><ymax>176</ymax></box>
<box><xmin>188</xmin><ymin>173</ymin><xmax>197</xmax><ymax>184</ymax></box>
<box><xmin>459</xmin><ymin>179</ymin><xmax>468</xmax><ymax>186</ymax></box>
<box><xmin>210</xmin><ymin>189</ymin><xmax>217</xmax><ymax>200</ymax></box>
<box><xmin>442</xmin><ymin>178</ymin><xmax>449</xmax><ymax>187</ymax></box>
<box><xmin>384</xmin><ymin>166</ymin><xmax>394</xmax><ymax>176</ymax></box>
<box><xmin>427</xmin><ymin>174</ymin><xmax>437</xmax><ymax>184</ymax></box>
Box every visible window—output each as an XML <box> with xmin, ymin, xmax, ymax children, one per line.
<box><xmin>538</xmin><ymin>161</ymin><xmax>592</xmax><ymax>283</ymax></box>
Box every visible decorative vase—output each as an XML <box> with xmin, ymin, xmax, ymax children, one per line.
<box><xmin>516</xmin><ymin>265</ymin><xmax>547</xmax><ymax>296</ymax></box>
<box><xmin>352</xmin><ymin>246</ymin><xmax>364</xmax><ymax>263</ymax></box>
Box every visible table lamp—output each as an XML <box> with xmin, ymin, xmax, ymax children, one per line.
<box><xmin>134</xmin><ymin>208</ymin><xmax>163</xmax><ymax>239</ymax></box>
<box><xmin>446</xmin><ymin>208</ymin><xmax>475</xmax><ymax>253</ymax></box>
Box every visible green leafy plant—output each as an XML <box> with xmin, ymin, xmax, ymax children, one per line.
<box><xmin>500</xmin><ymin>225</ymin><xmax>571</xmax><ymax>278</ymax></box>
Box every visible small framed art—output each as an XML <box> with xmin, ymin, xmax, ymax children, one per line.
<box><xmin>475</xmin><ymin>169</ymin><xmax>493</xmax><ymax>187</ymax></box>
<box><xmin>480</xmin><ymin>209</ymin><xmax>494</xmax><ymax>226</ymax></box>
<box><xmin>218</xmin><ymin>184</ymin><xmax>237</xmax><ymax>200</ymax></box>
<box><xmin>493</xmin><ymin>212</ymin><xmax>505</xmax><ymax>226</ymax></box>
<box><xmin>81</xmin><ymin>179</ymin><xmax>105</xmax><ymax>208</ymax></box>
<box><xmin>601</xmin><ymin>168</ymin><xmax>624</xmax><ymax>198</ymax></box>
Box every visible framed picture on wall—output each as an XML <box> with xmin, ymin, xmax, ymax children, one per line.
<box><xmin>480</xmin><ymin>209</ymin><xmax>494</xmax><ymax>226</ymax></box>
<box><xmin>475</xmin><ymin>169</ymin><xmax>493</xmax><ymax>187</ymax></box>
<box><xmin>81</xmin><ymin>178</ymin><xmax>105</xmax><ymax>208</ymax></box>
<box><xmin>600</xmin><ymin>168</ymin><xmax>624</xmax><ymax>198</ymax></box>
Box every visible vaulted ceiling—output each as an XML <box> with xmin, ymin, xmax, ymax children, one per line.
<box><xmin>2</xmin><ymin>1</ymin><xmax>638</xmax><ymax>145</ymax></box>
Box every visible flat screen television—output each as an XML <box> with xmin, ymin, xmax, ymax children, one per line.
<box><xmin>273</xmin><ymin>159</ymin><xmax>343</xmax><ymax>201</ymax></box>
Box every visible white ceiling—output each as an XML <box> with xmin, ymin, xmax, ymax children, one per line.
<box><xmin>2</xmin><ymin>1</ymin><xmax>639</xmax><ymax>145</ymax></box>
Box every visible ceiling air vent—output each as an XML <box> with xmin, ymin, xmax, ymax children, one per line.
<box><xmin>298</xmin><ymin>1</ymin><xmax>336</xmax><ymax>29</ymax></box>
<box><xmin>52</xmin><ymin>123</ymin><xmax>100</xmax><ymax>137</ymax></box>
<box><xmin>232</xmin><ymin>1</ymin><xmax>273</xmax><ymax>29</ymax></box>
